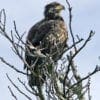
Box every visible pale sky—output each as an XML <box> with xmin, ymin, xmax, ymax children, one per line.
<box><xmin>0</xmin><ymin>0</ymin><xmax>100</xmax><ymax>100</ymax></box>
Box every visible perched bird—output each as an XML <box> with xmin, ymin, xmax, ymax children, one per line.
<box><xmin>24</xmin><ymin>2</ymin><xmax>68</xmax><ymax>87</ymax></box>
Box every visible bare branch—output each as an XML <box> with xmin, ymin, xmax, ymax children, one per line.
<box><xmin>8</xmin><ymin>86</ymin><xmax>18</xmax><ymax>100</ymax></box>
<box><xmin>63</xmin><ymin>38</ymin><xmax>84</xmax><ymax>53</ymax></box>
<box><xmin>0</xmin><ymin>9</ymin><xmax>6</xmax><ymax>31</ymax></box>
<box><xmin>66</xmin><ymin>0</ymin><xmax>77</xmax><ymax>52</ymax></box>
<box><xmin>87</xmin><ymin>77</ymin><xmax>92</xmax><ymax>100</ymax></box>
<box><xmin>0</xmin><ymin>57</ymin><xmax>27</xmax><ymax>75</ymax></box>
<box><xmin>64</xmin><ymin>30</ymin><xmax>95</xmax><ymax>85</ymax></box>
<box><xmin>6</xmin><ymin>74</ymin><xmax>32</xmax><ymax>100</ymax></box>
<box><xmin>18</xmin><ymin>78</ymin><xmax>38</xmax><ymax>95</ymax></box>
<box><xmin>66</xmin><ymin>66</ymin><xmax>100</xmax><ymax>94</ymax></box>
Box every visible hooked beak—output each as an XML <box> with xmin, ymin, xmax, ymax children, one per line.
<box><xmin>56</xmin><ymin>5</ymin><xmax>65</xmax><ymax>11</ymax></box>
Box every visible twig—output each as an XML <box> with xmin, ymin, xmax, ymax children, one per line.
<box><xmin>66</xmin><ymin>66</ymin><xmax>100</xmax><ymax>94</ymax></box>
<box><xmin>6</xmin><ymin>74</ymin><xmax>32</xmax><ymax>100</ymax></box>
<box><xmin>8</xmin><ymin>86</ymin><xmax>18</xmax><ymax>100</ymax></box>
<box><xmin>13</xmin><ymin>21</ymin><xmax>19</xmax><ymax>35</ymax></box>
<box><xmin>66</xmin><ymin>0</ymin><xmax>77</xmax><ymax>52</ymax></box>
<box><xmin>67</xmin><ymin>30</ymin><xmax>94</xmax><ymax>75</ymax></box>
<box><xmin>0</xmin><ymin>9</ymin><xmax>6</xmax><ymax>31</ymax></box>
<box><xmin>63</xmin><ymin>30</ymin><xmax>95</xmax><ymax>95</ymax></box>
<box><xmin>72</xmin><ymin>30</ymin><xmax>95</xmax><ymax>59</ymax></box>
<box><xmin>87</xmin><ymin>77</ymin><xmax>92</xmax><ymax>100</ymax></box>
<box><xmin>63</xmin><ymin>38</ymin><xmax>83</xmax><ymax>53</ymax></box>
<box><xmin>0</xmin><ymin>57</ymin><xmax>27</xmax><ymax>75</ymax></box>
<box><xmin>13</xmin><ymin>21</ymin><xmax>26</xmax><ymax>45</ymax></box>
<box><xmin>18</xmin><ymin>78</ymin><xmax>38</xmax><ymax>95</ymax></box>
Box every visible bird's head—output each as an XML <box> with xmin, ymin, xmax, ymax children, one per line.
<box><xmin>44</xmin><ymin>2</ymin><xmax>65</xmax><ymax>19</ymax></box>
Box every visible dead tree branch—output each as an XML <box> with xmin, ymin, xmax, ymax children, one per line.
<box><xmin>6</xmin><ymin>74</ymin><xmax>33</xmax><ymax>100</ymax></box>
<box><xmin>17</xmin><ymin>78</ymin><xmax>38</xmax><ymax>95</ymax></box>
<box><xmin>8</xmin><ymin>86</ymin><xmax>18</xmax><ymax>100</ymax></box>
<box><xmin>0</xmin><ymin>0</ymin><xmax>100</xmax><ymax>100</ymax></box>
<box><xmin>0</xmin><ymin>57</ymin><xmax>27</xmax><ymax>75</ymax></box>
<box><xmin>66</xmin><ymin>0</ymin><xmax>77</xmax><ymax>52</ymax></box>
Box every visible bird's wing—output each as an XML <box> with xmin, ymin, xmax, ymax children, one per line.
<box><xmin>24</xmin><ymin>19</ymin><xmax>68</xmax><ymax>69</ymax></box>
<box><xmin>27</xmin><ymin>19</ymin><xmax>68</xmax><ymax>46</ymax></box>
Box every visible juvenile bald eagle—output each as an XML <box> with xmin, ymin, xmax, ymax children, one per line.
<box><xmin>24</xmin><ymin>2</ymin><xmax>68</xmax><ymax>86</ymax></box>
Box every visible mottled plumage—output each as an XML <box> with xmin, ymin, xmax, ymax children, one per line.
<box><xmin>24</xmin><ymin>2</ymin><xmax>68</xmax><ymax>86</ymax></box>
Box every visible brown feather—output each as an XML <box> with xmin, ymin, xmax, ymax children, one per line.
<box><xmin>24</xmin><ymin>2</ymin><xmax>68</xmax><ymax>86</ymax></box>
